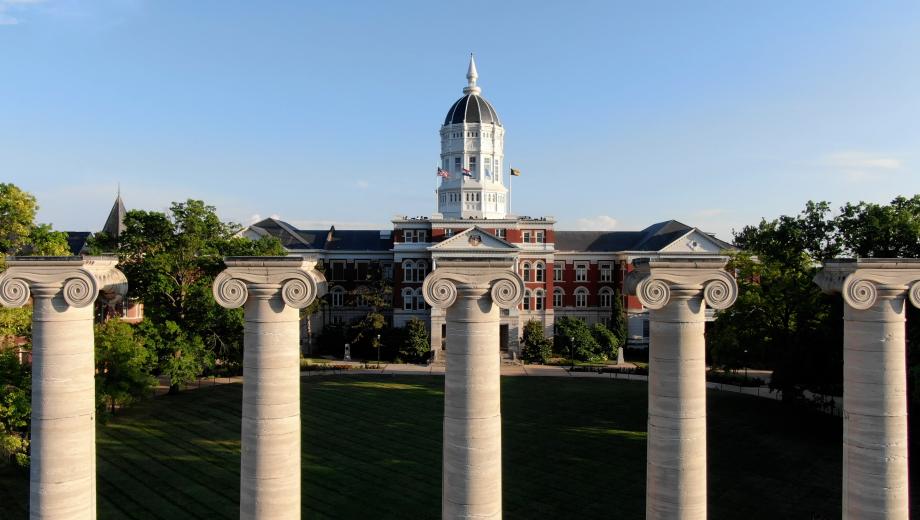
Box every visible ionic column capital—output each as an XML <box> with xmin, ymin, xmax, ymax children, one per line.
<box><xmin>0</xmin><ymin>256</ymin><xmax>127</xmax><ymax>308</ymax></box>
<box><xmin>624</xmin><ymin>257</ymin><xmax>737</xmax><ymax>310</ymax></box>
<box><xmin>814</xmin><ymin>259</ymin><xmax>920</xmax><ymax>310</ymax></box>
<box><xmin>212</xmin><ymin>256</ymin><xmax>327</xmax><ymax>309</ymax></box>
<box><xmin>422</xmin><ymin>260</ymin><xmax>524</xmax><ymax>310</ymax></box>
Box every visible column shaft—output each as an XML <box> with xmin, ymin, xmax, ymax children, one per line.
<box><xmin>842</xmin><ymin>295</ymin><xmax>909</xmax><ymax>519</ymax></box>
<box><xmin>30</xmin><ymin>285</ymin><xmax>96</xmax><ymax>520</ymax></box>
<box><xmin>646</xmin><ymin>295</ymin><xmax>707</xmax><ymax>520</ymax></box>
<box><xmin>443</xmin><ymin>285</ymin><xmax>502</xmax><ymax>519</ymax></box>
<box><xmin>240</xmin><ymin>285</ymin><xmax>302</xmax><ymax>520</ymax></box>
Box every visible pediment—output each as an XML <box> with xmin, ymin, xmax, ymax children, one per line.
<box><xmin>429</xmin><ymin>226</ymin><xmax>518</xmax><ymax>252</ymax></box>
<box><xmin>661</xmin><ymin>229</ymin><xmax>728</xmax><ymax>253</ymax></box>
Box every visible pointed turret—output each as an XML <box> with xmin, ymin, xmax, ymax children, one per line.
<box><xmin>102</xmin><ymin>192</ymin><xmax>127</xmax><ymax>239</ymax></box>
<box><xmin>463</xmin><ymin>54</ymin><xmax>481</xmax><ymax>96</ymax></box>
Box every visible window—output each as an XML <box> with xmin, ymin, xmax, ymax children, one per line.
<box><xmin>575</xmin><ymin>287</ymin><xmax>588</xmax><ymax>308</ymax></box>
<box><xmin>402</xmin><ymin>288</ymin><xmax>414</xmax><ymax>310</ymax></box>
<box><xmin>382</xmin><ymin>263</ymin><xmax>393</xmax><ymax>280</ymax></box>
<box><xmin>522</xmin><ymin>289</ymin><xmax>532</xmax><ymax>311</ymax></box>
<box><xmin>404</xmin><ymin>230</ymin><xmax>415</xmax><ymax>243</ymax></box>
<box><xmin>495</xmin><ymin>229</ymin><xmax>506</xmax><ymax>239</ymax></box>
<box><xmin>414</xmin><ymin>288</ymin><xmax>427</xmax><ymax>310</ymax></box>
<box><xmin>355</xmin><ymin>287</ymin><xmax>369</xmax><ymax>307</ymax></box>
<box><xmin>535</xmin><ymin>231</ymin><xmax>545</xmax><ymax>243</ymax></box>
<box><xmin>553</xmin><ymin>287</ymin><xmax>564</xmax><ymax>308</ymax></box>
<box><xmin>469</xmin><ymin>156</ymin><xmax>477</xmax><ymax>177</ymax></box>
<box><xmin>535</xmin><ymin>262</ymin><xmax>545</xmax><ymax>282</ymax></box>
<box><xmin>554</xmin><ymin>262</ymin><xmax>564</xmax><ymax>281</ymax></box>
<box><xmin>417</xmin><ymin>230</ymin><xmax>427</xmax><ymax>243</ymax></box>
<box><xmin>643</xmin><ymin>319</ymin><xmax>650</xmax><ymax>338</ymax></box>
<box><xmin>331</xmin><ymin>261</ymin><xmax>346</xmax><ymax>281</ymax></box>
<box><xmin>356</xmin><ymin>262</ymin><xmax>369</xmax><ymax>281</ymax></box>
<box><xmin>599</xmin><ymin>287</ymin><xmax>613</xmax><ymax>308</ymax></box>
<box><xmin>402</xmin><ymin>260</ymin><xmax>416</xmax><ymax>282</ymax></box>
<box><xmin>522</xmin><ymin>262</ymin><xmax>531</xmax><ymax>282</ymax></box>
<box><xmin>416</xmin><ymin>260</ymin><xmax>427</xmax><ymax>280</ymax></box>
<box><xmin>454</xmin><ymin>157</ymin><xmax>462</xmax><ymax>172</ymax></box>
<box><xmin>522</xmin><ymin>231</ymin><xmax>531</xmax><ymax>243</ymax></box>
<box><xmin>534</xmin><ymin>289</ymin><xmax>545</xmax><ymax>311</ymax></box>
<box><xmin>445</xmin><ymin>229</ymin><xmax>454</xmax><ymax>238</ymax></box>
<box><xmin>600</xmin><ymin>263</ymin><xmax>613</xmax><ymax>282</ymax></box>
<box><xmin>331</xmin><ymin>286</ymin><xmax>345</xmax><ymax>307</ymax></box>
<box><xmin>575</xmin><ymin>263</ymin><xmax>588</xmax><ymax>282</ymax></box>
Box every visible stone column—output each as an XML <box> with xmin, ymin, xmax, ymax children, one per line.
<box><xmin>212</xmin><ymin>257</ymin><xmax>327</xmax><ymax>520</ymax></box>
<box><xmin>625</xmin><ymin>258</ymin><xmax>737</xmax><ymax>520</ymax></box>
<box><xmin>0</xmin><ymin>256</ymin><xmax>127</xmax><ymax>520</ymax></box>
<box><xmin>814</xmin><ymin>259</ymin><xmax>919</xmax><ymax>520</ymax></box>
<box><xmin>422</xmin><ymin>259</ymin><xmax>524</xmax><ymax>520</ymax></box>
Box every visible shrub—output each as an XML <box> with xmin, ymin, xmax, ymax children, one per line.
<box><xmin>521</xmin><ymin>320</ymin><xmax>552</xmax><ymax>363</ymax></box>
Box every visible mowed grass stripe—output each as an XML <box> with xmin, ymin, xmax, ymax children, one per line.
<box><xmin>3</xmin><ymin>375</ymin><xmax>845</xmax><ymax>519</ymax></box>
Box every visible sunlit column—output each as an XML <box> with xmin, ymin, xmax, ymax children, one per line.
<box><xmin>213</xmin><ymin>257</ymin><xmax>327</xmax><ymax>520</ymax></box>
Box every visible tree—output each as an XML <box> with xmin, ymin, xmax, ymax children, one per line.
<box><xmin>713</xmin><ymin>202</ymin><xmax>842</xmax><ymax>400</ymax></box>
<box><xmin>0</xmin><ymin>348</ymin><xmax>30</xmax><ymax>468</ymax></box>
<box><xmin>23</xmin><ymin>224</ymin><xmax>70</xmax><ymax>256</ymax></box>
<box><xmin>94</xmin><ymin>320</ymin><xmax>156</xmax><ymax>416</ymax></box>
<box><xmin>400</xmin><ymin>318</ymin><xmax>431</xmax><ymax>363</ymax></box>
<box><xmin>836</xmin><ymin>195</ymin><xmax>920</xmax><ymax>258</ymax></box>
<box><xmin>553</xmin><ymin>317</ymin><xmax>616</xmax><ymax>362</ymax></box>
<box><xmin>609</xmin><ymin>289</ymin><xmax>628</xmax><ymax>346</ymax></box>
<box><xmin>116</xmin><ymin>200</ymin><xmax>283</xmax><ymax>391</ymax></box>
<box><xmin>520</xmin><ymin>320</ymin><xmax>552</xmax><ymax>363</ymax></box>
<box><xmin>0</xmin><ymin>183</ymin><xmax>37</xmax><ymax>255</ymax></box>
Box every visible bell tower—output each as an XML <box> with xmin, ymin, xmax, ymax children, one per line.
<box><xmin>436</xmin><ymin>55</ymin><xmax>509</xmax><ymax>219</ymax></box>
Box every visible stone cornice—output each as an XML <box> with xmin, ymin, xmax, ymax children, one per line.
<box><xmin>625</xmin><ymin>257</ymin><xmax>737</xmax><ymax>310</ymax></box>
<box><xmin>0</xmin><ymin>255</ymin><xmax>127</xmax><ymax>308</ymax></box>
<box><xmin>212</xmin><ymin>257</ymin><xmax>328</xmax><ymax>309</ymax></box>
<box><xmin>814</xmin><ymin>258</ymin><xmax>920</xmax><ymax>310</ymax></box>
<box><xmin>422</xmin><ymin>259</ymin><xmax>524</xmax><ymax>310</ymax></box>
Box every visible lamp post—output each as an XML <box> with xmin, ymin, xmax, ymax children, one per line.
<box><xmin>377</xmin><ymin>333</ymin><xmax>381</xmax><ymax>367</ymax></box>
<box><xmin>570</xmin><ymin>336</ymin><xmax>575</xmax><ymax>371</ymax></box>
<box><xmin>743</xmin><ymin>348</ymin><xmax>748</xmax><ymax>382</ymax></box>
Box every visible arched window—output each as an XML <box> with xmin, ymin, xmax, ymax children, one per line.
<box><xmin>414</xmin><ymin>288</ymin><xmax>427</xmax><ymax>310</ymax></box>
<box><xmin>522</xmin><ymin>262</ymin><xmax>531</xmax><ymax>282</ymax></box>
<box><xmin>553</xmin><ymin>287</ymin><xmax>564</xmax><ymax>308</ymax></box>
<box><xmin>534</xmin><ymin>262</ymin><xmax>545</xmax><ymax>282</ymax></box>
<box><xmin>416</xmin><ymin>260</ymin><xmax>428</xmax><ymax>281</ymax></box>
<box><xmin>402</xmin><ymin>260</ymin><xmax>415</xmax><ymax>282</ymax></box>
<box><xmin>522</xmin><ymin>289</ymin><xmax>532</xmax><ymax>311</ymax></box>
<box><xmin>331</xmin><ymin>286</ymin><xmax>345</xmax><ymax>307</ymax></box>
<box><xmin>402</xmin><ymin>288</ymin><xmax>414</xmax><ymax>311</ymax></box>
<box><xmin>534</xmin><ymin>289</ymin><xmax>545</xmax><ymax>311</ymax></box>
<box><xmin>599</xmin><ymin>287</ymin><xmax>613</xmax><ymax>308</ymax></box>
<box><xmin>575</xmin><ymin>287</ymin><xmax>589</xmax><ymax>308</ymax></box>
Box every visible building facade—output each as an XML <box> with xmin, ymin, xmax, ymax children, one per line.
<box><xmin>242</xmin><ymin>56</ymin><xmax>734</xmax><ymax>358</ymax></box>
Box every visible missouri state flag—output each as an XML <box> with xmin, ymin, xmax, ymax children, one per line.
<box><xmin>510</xmin><ymin>167</ymin><xmax>521</xmax><ymax>176</ymax></box>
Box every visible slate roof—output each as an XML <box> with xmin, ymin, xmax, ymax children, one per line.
<box><xmin>250</xmin><ymin>219</ymin><xmax>393</xmax><ymax>251</ymax></box>
<box><xmin>64</xmin><ymin>232</ymin><xmax>91</xmax><ymax>255</ymax></box>
<box><xmin>444</xmin><ymin>94</ymin><xmax>502</xmax><ymax>126</ymax></box>
<box><xmin>555</xmin><ymin>220</ymin><xmax>734</xmax><ymax>252</ymax></box>
<box><xmin>102</xmin><ymin>195</ymin><xmax>126</xmax><ymax>238</ymax></box>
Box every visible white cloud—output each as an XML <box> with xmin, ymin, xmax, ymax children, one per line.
<box><xmin>573</xmin><ymin>215</ymin><xmax>618</xmax><ymax>231</ymax></box>
<box><xmin>354</xmin><ymin>180</ymin><xmax>370</xmax><ymax>189</ymax></box>
<box><xmin>0</xmin><ymin>0</ymin><xmax>45</xmax><ymax>25</ymax></box>
<box><xmin>821</xmin><ymin>151</ymin><xmax>905</xmax><ymax>183</ymax></box>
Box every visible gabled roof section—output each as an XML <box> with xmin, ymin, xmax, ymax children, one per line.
<box><xmin>102</xmin><ymin>195</ymin><xmax>126</xmax><ymax>238</ymax></box>
<box><xmin>429</xmin><ymin>226</ymin><xmax>518</xmax><ymax>252</ymax></box>
<box><xmin>249</xmin><ymin>218</ymin><xmax>322</xmax><ymax>250</ymax></box>
<box><xmin>632</xmin><ymin>220</ymin><xmax>695</xmax><ymax>251</ymax></box>
<box><xmin>64</xmin><ymin>231</ymin><xmax>91</xmax><ymax>255</ymax></box>
<box><xmin>555</xmin><ymin>220</ymin><xmax>734</xmax><ymax>253</ymax></box>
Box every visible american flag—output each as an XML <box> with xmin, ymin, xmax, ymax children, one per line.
<box><xmin>462</xmin><ymin>168</ymin><xmax>472</xmax><ymax>177</ymax></box>
<box><xmin>436</xmin><ymin>168</ymin><xmax>450</xmax><ymax>178</ymax></box>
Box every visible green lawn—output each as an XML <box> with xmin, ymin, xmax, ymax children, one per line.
<box><xmin>2</xmin><ymin>376</ymin><xmax>845</xmax><ymax>519</ymax></box>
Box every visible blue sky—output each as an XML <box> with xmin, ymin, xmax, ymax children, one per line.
<box><xmin>2</xmin><ymin>1</ymin><xmax>918</xmax><ymax>241</ymax></box>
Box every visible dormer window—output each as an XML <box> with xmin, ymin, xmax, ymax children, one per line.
<box><xmin>404</xmin><ymin>230</ymin><xmax>415</xmax><ymax>243</ymax></box>
<box><xmin>535</xmin><ymin>231</ymin><xmax>545</xmax><ymax>243</ymax></box>
<box><xmin>522</xmin><ymin>231</ymin><xmax>531</xmax><ymax>243</ymax></box>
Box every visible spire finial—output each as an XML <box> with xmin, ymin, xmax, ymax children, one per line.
<box><xmin>463</xmin><ymin>53</ymin><xmax>481</xmax><ymax>95</ymax></box>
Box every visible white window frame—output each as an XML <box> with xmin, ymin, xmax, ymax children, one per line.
<box><xmin>554</xmin><ymin>262</ymin><xmax>564</xmax><ymax>281</ymax></box>
<box><xmin>402</xmin><ymin>288</ymin><xmax>414</xmax><ymax>310</ymax></box>
<box><xmin>414</xmin><ymin>288</ymin><xmax>426</xmax><ymax>310</ymax></box>
<box><xmin>575</xmin><ymin>262</ymin><xmax>588</xmax><ymax>282</ymax></box>
<box><xmin>522</xmin><ymin>289</ymin><xmax>532</xmax><ymax>311</ymax></box>
<box><xmin>535</xmin><ymin>231</ymin><xmax>545</xmax><ymax>243</ymax></box>
<box><xmin>331</xmin><ymin>286</ymin><xmax>345</xmax><ymax>307</ymax></box>
<box><xmin>535</xmin><ymin>262</ymin><xmax>545</xmax><ymax>282</ymax></box>
<box><xmin>522</xmin><ymin>262</ymin><xmax>531</xmax><ymax>282</ymax></box>
<box><xmin>534</xmin><ymin>289</ymin><xmax>545</xmax><ymax>311</ymax></box>
<box><xmin>553</xmin><ymin>287</ymin><xmax>564</xmax><ymax>308</ymax></box>
<box><xmin>600</xmin><ymin>262</ymin><xmax>613</xmax><ymax>282</ymax></box>
<box><xmin>599</xmin><ymin>287</ymin><xmax>613</xmax><ymax>308</ymax></box>
<box><xmin>522</xmin><ymin>231</ymin><xmax>531</xmax><ymax>243</ymax></box>
<box><xmin>575</xmin><ymin>287</ymin><xmax>588</xmax><ymax>308</ymax></box>
<box><xmin>331</xmin><ymin>261</ymin><xmax>346</xmax><ymax>281</ymax></box>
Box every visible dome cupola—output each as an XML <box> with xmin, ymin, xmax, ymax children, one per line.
<box><xmin>443</xmin><ymin>54</ymin><xmax>502</xmax><ymax>127</ymax></box>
